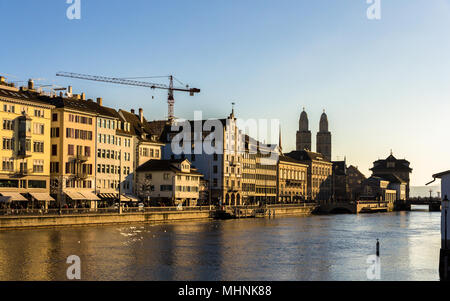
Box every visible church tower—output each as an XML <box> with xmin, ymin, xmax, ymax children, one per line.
<box><xmin>296</xmin><ymin>108</ymin><xmax>311</xmax><ymax>151</ymax></box>
<box><xmin>316</xmin><ymin>110</ymin><xmax>332</xmax><ymax>161</ymax></box>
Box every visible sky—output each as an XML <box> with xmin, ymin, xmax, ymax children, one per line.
<box><xmin>1</xmin><ymin>0</ymin><xmax>450</xmax><ymax>187</ymax></box>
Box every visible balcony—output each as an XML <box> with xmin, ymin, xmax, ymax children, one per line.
<box><xmin>12</xmin><ymin>169</ymin><xmax>32</xmax><ymax>178</ymax></box>
<box><xmin>72</xmin><ymin>154</ymin><xmax>88</xmax><ymax>163</ymax></box>
<box><xmin>72</xmin><ymin>172</ymin><xmax>89</xmax><ymax>180</ymax></box>
<box><xmin>16</xmin><ymin>149</ymin><xmax>32</xmax><ymax>159</ymax></box>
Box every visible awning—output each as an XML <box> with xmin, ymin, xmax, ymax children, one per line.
<box><xmin>29</xmin><ymin>192</ymin><xmax>55</xmax><ymax>202</ymax></box>
<box><xmin>0</xmin><ymin>192</ymin><xmax>28</xmax><ymax>202</ymax></box>
<box><xmin>79</xmin><ymin>192</ymin><xmax>101</xmax><ymax>201</ymax></box>
<box><xmin>124</xmin><ymin>194</ymin><xmax>140</xmax><ymax>202</ymax></box>
<box><xmin>64</xmin><ymin>191</ymin><xmax>85</xmax><ymax>201</ymax></box>
<box><xmin>98</xmin><ymin>193</ymin><xmax>116</xmax><ymax>199</ymax></box>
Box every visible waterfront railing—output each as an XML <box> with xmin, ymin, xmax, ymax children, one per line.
<box><xmin>0</xmin><ymin>206</ymin><xmax>214</xmax><ymax>217</ymax></box>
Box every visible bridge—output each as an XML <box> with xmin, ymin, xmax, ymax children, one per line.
<box><xmin>408</xmin><ymin>198</ymin><xmax>441</xmax><ymax>212</ymax></box>
<box><xmin>317</xmin><ymin>200</ymin><xmax>390</xmax><ymax>214</ymax></box>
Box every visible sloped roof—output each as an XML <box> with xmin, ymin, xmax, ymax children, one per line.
<box><xmin>279</xmin><ymin>155</ymin><xmax>306</xmax><ymax>166</ymax></box>
<box><xmin>285</xmin><ymin>150</ymin><xmax>331</xmax><ymax>163</ymax></box>
<box><xmin>39</xmin><ymin>95</ymin><xmax>117</xmax><ymax>118</ymax></box>
<box><xmin>0</xmin><ymin>87</ymin><xmax>55</xmax><ymax>107</ymax></box>
<box><xmin>432</xmin><ymin>170</ymin><xmax>450</xmax><ymax>179</ymax></box>
<box><xmin>380</xmin><ymin>174</ymin><xmax>407</xmax><ymax>184</ymax></box>
<box><xmin>119</xmin><ymin>110</ymin><xmax>163</xmax><ymax>143</ymax></box>
<box><xmin>347</xmin><ymin>165</ymin><xmax>367</xmax><ymax>180</ymax></box>
<box><xmin>371</xmin><ymin>154</ymin><xmax>412</xmax><ymax>172</ymax></box>
<box><xmin>136</xmin><ymin>159</ymin><xmax>202</xmax><ymax>175</ymax></box>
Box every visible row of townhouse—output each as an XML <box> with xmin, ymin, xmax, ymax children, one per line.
<box><xmin>0</xmin><ymin>76</ymin><xmax>336</xmax><ymax>208</ymax></box>
<box><xmin>0</xmin><ymin>78</ymin><xmax>168</xmax><ymax>208</ymax></box>
<box><xmin>153</xmin><ymin>108</ymin><xmax>330</xmax><ymax>206</ymax></box>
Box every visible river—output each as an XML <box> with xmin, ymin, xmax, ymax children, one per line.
<box><xmin>0</xmin><ymin>205</ymin><xmax>441</xmax><ymax>281</ymax></box>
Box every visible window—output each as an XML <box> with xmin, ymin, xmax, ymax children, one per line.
<box><xmin>160</xmin><ymin>185</ymin><xmax>173</xmax><ymax>191</ymax></box>
<box><xmin>2</xmin><ymin>158</ymin><xmax>14</xmax><ymax>171</ymax></box>
<box><xmin>28</xmin><ymin>180</ymin><xmax>46</xmax><ymax>189</ymax></box>
<box><xmin>85</xmin><ymin>146</ymin><xmax>91</xmax><ymax>157</ymax></box>
<box><xmin>50</xmin><ymin>162</ymin><xmax>59</xmax><ymax>173</ymax></box>
<box><xmin>3</xmin><ymin>119</ymin><xmax>14</xmax><ymax>130</ymax></box>
<box><xmin>68</xmin><ymin>144</ymin><xmax>74</xmax><ymax>156</ymax></box>
<box><xmin>213</xmin><ymin>165</ymin><xmax>218</xmax><ymax>174</ymax></box>
<box><xmin>213</xmin><ymin>154</ymin><xmax>218</xmax><ymax>161</ymax></box>
<box><xmin>51</xmin><ymin>127</ymin><xmax>60</xmax><ymax>138</ymax></box>
<box><xmin>2</xmin><ymin>138</ymin><xmax>14</xmax><ymax>150</ymax></box>
<box><xmin>0</xmin><ymin>179</ymin><xmax>18</xmax><ymax>188</ymax></box>
<box><xmin>33</xmin><ymin>160</ymin><xmax>44</xmax><ymax>173</ymax></box>
<box><xmin>33</xmin><ymin>123</ymin><xmax>45</xmax><ymax>135</ymax></box>
<box><xmin>33</xmin><ymin>141</ymin><xmax>44</xmax><ymax>153</ymax></box>
<box><xmin>51</xmin><ymin>145</ymin><xmax>57</xmax><ymax>156</ymax></box>
<box><xmin>34</xmin><ymin>109</ymin><xmax>44</xmax><ymax>118</ymax></box>
<box><xmin>3</xmin><ymin>104</ymin><xmax>15</xmax><ymax>113</ymax></box>
<box><xmin>52</xmin><ymin>113</ymin><xmax>58</xmax><ymax>122</ymax></box>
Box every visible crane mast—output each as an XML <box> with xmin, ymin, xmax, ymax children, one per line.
<box><xmin>56</xmin><ymin>72</ymin><xmax>200</xmax><ymax>123</ymax></box>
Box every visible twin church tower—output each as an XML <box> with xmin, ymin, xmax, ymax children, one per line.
<box><xmin>296</xmin><ymin>108</ymin><xmax>332</xmax><ymax>161</ymax></box>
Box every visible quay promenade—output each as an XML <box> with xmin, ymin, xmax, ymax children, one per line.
<box><xmin>0</xmin><ymin>204</ymin><xmax>318</xmax><ymax>230</ymax></box>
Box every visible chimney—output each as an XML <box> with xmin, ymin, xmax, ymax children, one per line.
<box><xmin>59</xmin><ymin>92</ymin><xmax>63</xmax><ymax>97</ymax></box>
<box><xmin>131</xmin><ymin>109</ymin><xmax>135</xmax><ymax>114</ymax></box>
<box><xmin>28</xmin><ymin>79</ymin><xmax>34</xmax><ymax>90</ymax></box>
<box><xmin>139</xmin><ymin>108</ymin><xmax>144</xmax><ymax>123</ymax></box>
<box><xmin>81</xmin><ymin>92</ymin><xmax>86</xmax><ymax>100</ymax></box>
<box><xmin>96</xmin><ymin>97</ymin><xmax>103</xmax><ymax>106</ymax></box>
<box><xmin>0</xmin><ymin>76</ymin><xmax>5</xmax><ymax>83</ymax></box>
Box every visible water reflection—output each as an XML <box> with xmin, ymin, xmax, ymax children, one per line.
<box><xmin>0</xmin><ymin>207</ymin><xmax>440</xmax><ymax>281</ymax></box>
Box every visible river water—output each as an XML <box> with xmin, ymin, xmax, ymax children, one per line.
<box><xmin>0</xmin><ymin>206</ymin><xmax>441</xmax><ymax>281</ymax></box>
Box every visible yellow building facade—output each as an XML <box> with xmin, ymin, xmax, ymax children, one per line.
<box><xmin>0</xmin><ymin>81</ymin><xmax>54</xmax><ymax>205</ymax></box>
<box><xmin>277</xmin><ymin>156</ymin><xmax>308</xmax><ymax>203</ymax></box>
<box><xmin>47</xmin><ymin>96</ymin><xmax>99</xmax><ymax>206</ymax></box>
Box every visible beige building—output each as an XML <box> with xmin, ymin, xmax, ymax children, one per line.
<box><xmin>118</xmin><ymin>108</ymin><xmax>164</xmax><ymax>198</ymax></box>
<box><xmin>159</xmin><ymin>109</ymin><xmax>245</xmax><ymax>206</ymax></box>
<box><xmin>0</xmin><ymin>79</ymin><xmax>55</xmax><ymax>207</ymax></box>
<box><xmin>286</xmin><ymin>150</ymin><xmax>332</xmax><ymax>201</ymax></box>
<box><xmin>44</xmin><ymin>92</ymin><xmax>100</xmax><ymax>207</ymax></box>
<box><xmin>241</xmin><ymin>135</ymin><xmax>278</xmax><ymax>204</ymax></box>
<box><xmin>277</xmin><ymin>155</ymin><xmax>308</xmax><ymax>203</ymax></box>
<box><xmin>94</xmin><ymin>103</ymin><xmax>135</xmax><ymax>202</ymax></box>
<box><xmin>136</xmin><ymin>159</ymin><xmax>202</xmax><ymax>206</ymax></box>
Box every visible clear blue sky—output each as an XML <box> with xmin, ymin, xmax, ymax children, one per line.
<box><xmin>1</xmin><ymin>0</ymin><xmax>450</xmax><ymax>186</ymax></box>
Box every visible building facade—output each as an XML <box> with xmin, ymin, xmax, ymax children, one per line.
<box><xmin>285</xmin><ymin>150</ymin><xmax>332</xmax><ymax>201</ymax></box>
<box><xmin>118</xmin><ymin>108</ymin><xmax>164</xmax><ymax>197</ymax></box>
<box><xmin>346</xmin><ymin>165</ymin><xmax>367</xmax><ymax>201</ymax></box>
<box><xmin>136</xmin><ymin>159</ymin><xmax>202</xmax><ymax>206</ymax></box>
<box><xmin>370</xmin><ymin>152</ymin><xmax>412</xmax><ymax>199</ymax></box>
<box><xmin>46</xmin><ymin>95</ymin><xmax>99</xmax><ymax>207</ymax></box>
<box><xmin>277</xmin><ymin>156</ymin><xmax>308</xmax><ymax>203</ymax></box>
<box><xmin>0</xmin><ymin>80</ymin><xmax>55</xmax><ymax>206</ymax></box>
<box><xmin>160</xmin><ymin>110</ymin><xmax>245</xmax><ymax>206</ymax></box>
